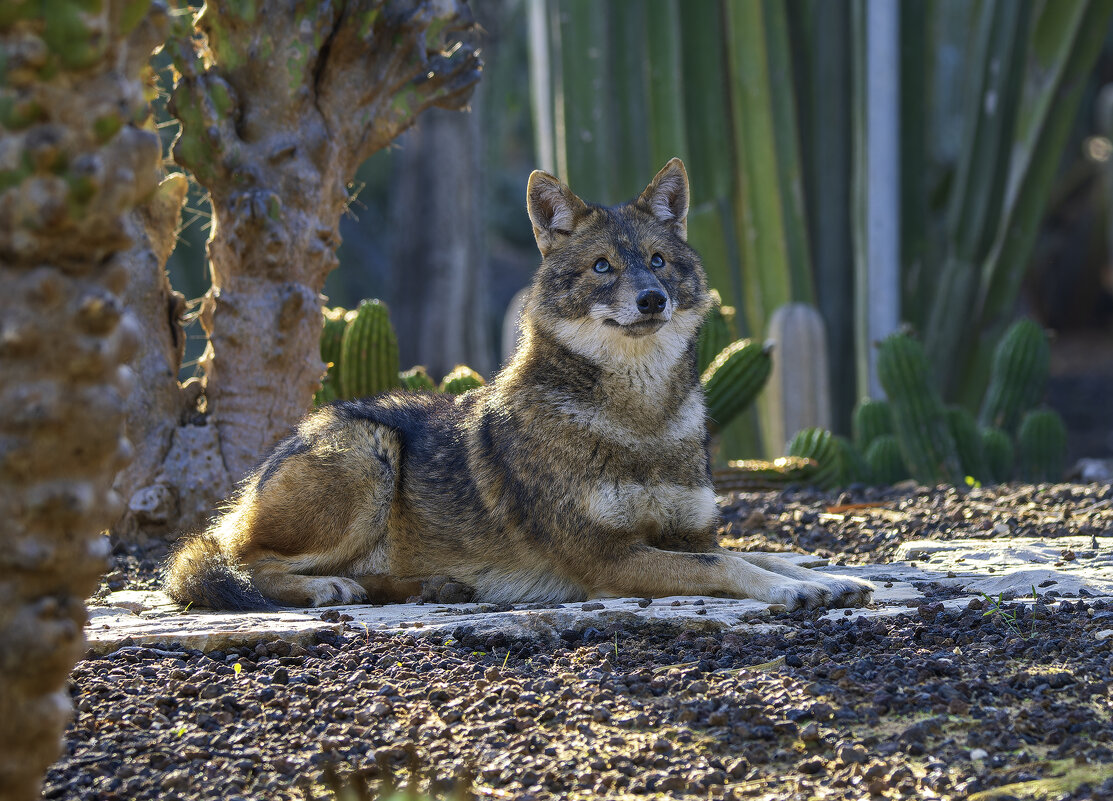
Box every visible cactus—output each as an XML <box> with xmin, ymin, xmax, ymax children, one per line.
<box><xmin>865</xmin><ymin>435</ymin><xmax>909</xmax><ymax>486</ymax></box>
<box><xmin>339</xmin><ymin>300</ymin><xmax>400</xmax><ymax>399</ymax></box>
<box><xmin>320</xmin><ymin>307</ymin><xmax>349</xmax><ymax>368</ymax></box>
<box><xmin>1016</xmin><ymin>408</ymin><xmax>1067</xmax><ymax>483</ymax></box>
<box><xmin>400</xmin><ymin>365</ymin><xmax>436</xmax><ymax>392</ymax></box>
<box><xmin>945</xmin><ymin>406</ymin><xmax>987</xmax><ymax>483</ymax></box>
<box><xmin>978</xmin><ymin>318</ymin><xmax>1050</xmax><ymax>434</ymax></box>
<box><xmin>712</xmin><ymin>456</ymin><xmax>819</xmax><ymax>493</ymax></box>
<box><xmin>876</xmin><ymin>332</ymin><xmax>963</xmax><ymax>485</ymax></box>
<box><xmin>440</xmin><ymin>365</ymin><xmax>485</xmax><ymax>395</ymax></box>
<box><xmin>762</xmin><ymin>302</ymin><xmax>832</xmax><ymax>457</ymax></box>
<box><xmin>318</xmin><ymin>306</ymin><xmax>350</xmax><ymax>398</ymax></box>
<box><xmin>697</xmin><ymin>290</ymin><xmax>736</xmax><ymax>375</ymax></box>
<box><xmin>701</xmin><ymin>339</ymin><xmax>774</xmax><ymax>434</ymax></box>
<box><xmin>980</xmin><ymin>427</ymin><xmax>1015</xmax><ymax>485</ymax></box>
<box><xmin>786</xmin><ymin>427</ymin><xmax>844</xmax><ymax>489</ymax></box>
<box><xmin>313</xmin><ymin>377</ymin><xmax>339</xmax><ymax>407</ymax></box>
<box><xmin>835</xmin><ymin>435</ymin><xmax>871</xmax><ymax>485</ymax></box>
<box><xmin>853</xmin><ymin>398</ymin><xmax>894</xmax><ymax>452</ymax></box>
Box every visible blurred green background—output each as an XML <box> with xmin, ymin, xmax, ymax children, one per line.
<box><xmin>162</xmin><ymin>0</ymin><xmax>1113</xmax><ymax>462</ymax></box>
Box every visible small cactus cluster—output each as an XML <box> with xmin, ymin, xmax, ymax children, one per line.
<box><xmin>699</xmin><ymin>292</ymin><xmax>773</xmax><ymax>433</ymax></box>
<box><xmin>314</xmin><ymin>301</ymin><xmax>485</xmax><ymax>405</ymax></box>
<box><xmin>780</xmin><ymin>321</ymin><xmax>1066</xmax><ymax>489</ymax></box>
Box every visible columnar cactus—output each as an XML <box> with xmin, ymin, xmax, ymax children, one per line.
<box><xmin>0</xmin><ymin>2</ymin><xmax>167</xmax><ymax>797</ymax></box>
<box><xmin>852</xmin><ymin>398</ymin><xmax>894</xmax><ymax>453</ymax></box>
<box><xmin>980</xmin><ymin>427</ymin><xmax>1014</xmax><ymax>485</ymax></box>
<box><xmin>978</xmin><ymin>318</ymin><xmax>1050</xmax><ymax>434</ymax></box>
<box><xmin>865</xmin><ymin>435</ymin><xmax>909</xmax><ymax>486</ymax></box>
<box><xmin>763</xmin><ymin>303</ymin><xmax>833</xmax><ymax>457</ymax></box>
<box><xmin>339</xmin><ymin>300</ymin><xmax>401</xmax><ymax>399</ymax></box>
<box><xmin>876</xmin><ymin>332</ymin><xmax>963</xmax><ymax>485</ymax></box>
<box><xmin>946</xmin><ymin>406</ymin><xmax>987</xmax><ymax>482</ymax></box>
<box><xmin>701</xmin><ymin>339</ymin><xmax>774</xmax><ymax>434</ymax></box>
<box><xmin>1016</xmin><ymin>409</ymin><xmax>1067</xmax><ymax>483</ymax></box>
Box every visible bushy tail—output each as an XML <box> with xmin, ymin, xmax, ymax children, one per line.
<box><xmin>162</xmin><ymin>532</ymin><xmax>277</xmax><ymax>611</ymax></box>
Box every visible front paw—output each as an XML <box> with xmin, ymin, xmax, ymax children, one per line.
<box><xmin>764</xmin><ymin>580</ymin><xmax>836</xmax><ymax>611</ymax></box>
<box><xmin>814</xmin><ymin>574</ymin><xmax>874</xmax><ymax>608</ymax></box>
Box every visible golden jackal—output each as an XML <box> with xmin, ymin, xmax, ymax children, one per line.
<box><xmin>165</xmin><ymin>159</ymin><xmax>873</xmax><ymax>611</ymax></box>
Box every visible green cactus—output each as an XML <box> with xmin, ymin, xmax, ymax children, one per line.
<box><xmin>852</xmin><ymin>398</ymin><xmax>894</xmax><ymax>453</ymax></box>
<box><xmin>713</xmin><ymin>456</ymin><xmax>821</xmax><ymax>493</ymax></box>
<box><xmin>980</xmin><ymin>427</ymin><xmax>1014</xmax><ymax>485</ymax></box>
<box><xmin>786</xmin><ymin>427</ymin><xmax>844</xmax><ymax>489</ymax></box>
<box><xmin>1016</xmin><ymin>408</ymin><xmax>1067</xmax><ymax>484</ymax></box>
<box><xmin>978</xmin><ymin>318</ymin><xmax>1050</xmax><ymax>434</ymax></box>
<box><xmin>701</xmin><ymin>339</ymin><xmax>773</xmax><ymax>434</ymax></box>
<box><xmin>439</xmin><ymin>365</ymin><xmax>485</xmax><ymax>395</ymax></box>
<box><xmin>876</xmin><ymin>332</ymin><xmax>963</xmax><ymax>485</ymax></box>
<box><xmin>697</xmin><ymin>290</ymin><xmax>736</xmax><ymax>375</ymax></box>
<box><xmin>835</xmin><ymin>434</ymin><xmax>870</xmax><ymax>485</ymax></box>
<box><xmin>313</xmin><ymin>376</ymin><xmax>339</xmax><ymax>407</ymax></box>
<box><xmin>400</xmin><ymin>365</ymin><xmax>436</xmax><ymax>392</ymax></box>
<box><xmin>339</xmin><ymin>299</ymin><xmax>400</xmax><ymax>399</ymax></box>
<box><xmin>946</xmin><ymin>406</ymin><xmax>987</xmax><ymax>483</ymax></box>
<box><xmin>864</xmin><ymin>435</ymin><xmax>909</xmax><ymax>486</ymax></box>
<box><xmin>320</xmin><ymin>307</ymin><xmax>349</xmax><ymax>367</ymax></box>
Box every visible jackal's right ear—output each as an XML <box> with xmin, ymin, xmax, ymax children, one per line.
<box><xmin>526</xmin><ymin>170</ymin><xmax>588</xmax><ymax>255</ymax></box>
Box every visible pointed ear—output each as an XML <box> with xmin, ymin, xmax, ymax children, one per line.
<box><xmin>526</xmin><ymin>170</ymin><xmax>588</xmax><ymax>255</ymax></box>
<box><xmin>638</xmin><ymin>157</ymin><xmax>690</xmax><ymax>240</ymax></box>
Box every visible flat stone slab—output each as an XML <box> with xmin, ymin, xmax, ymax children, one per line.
<box><xmin>85</xmin><ymin>539</ymin><xmax>1113</xmax><ymax>653</ymax></box>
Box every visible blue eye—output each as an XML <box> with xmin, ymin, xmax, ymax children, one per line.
<box><xmin>650</xmin><ymin>253</ymin><xmax>665</xmax><ymax>268</ymax></box>
<box><xmin>593</xmin><ymin>258</ymin><xmax>611</xmax><ymax>273</ymax></box>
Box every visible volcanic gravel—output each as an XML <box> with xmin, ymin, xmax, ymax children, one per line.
<box><xmin>50</xmin><ymin>482</ymin><xmax>1113</xmax><ymax>800</ymax></box>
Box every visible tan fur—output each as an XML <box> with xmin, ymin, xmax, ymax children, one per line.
<box><xmin>164</xmin><ymin>159</ymin><xmax>874</xmax><ymax>611</ymax></box>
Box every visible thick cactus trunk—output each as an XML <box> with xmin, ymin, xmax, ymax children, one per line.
<box><xmin>114</xmin><ymin>0</ymin><xmax>481</xmax><ymax>537</ymax></box>
<box><xmin>0</xmin><ymin>4</ymin><xmax>167</xmax><ymax>798</ymax></box>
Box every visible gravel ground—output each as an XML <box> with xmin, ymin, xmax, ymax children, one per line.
<box><xmin>49</xmin><ymin>482</ymin><xmax>1113</xmax><ymax>800</ymax></box>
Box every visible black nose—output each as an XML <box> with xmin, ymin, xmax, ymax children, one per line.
<box><xmin>636</xmin><ymin>289</ymin><xmax>667</xmax><ymax>315</ymax></box>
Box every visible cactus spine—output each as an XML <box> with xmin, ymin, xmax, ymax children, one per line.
<box><xmin>1016</xmin><ymin>409</ymin><xmax>1067</xmax><ymax>483</ymax></box>
<box><xmin>980</xmin><ymin>427</ymin><xmax>1014</xmax><ymax>485</ymax></box>
<box><xmin>697</xmin><ymin>290</ymin><xmax>736</xmax><ymax>375</ymax></box>
<box><xmin>852</xmin><ymin>398</ymin><xmax>894</xmax><ymax>453</ymax></box>
<box><xmin>864</xmin><ymin>435</ymin><xmax>909</xmax><ymax>486</ymax></box>
<box><xmin>339</xmin><ymin>300</ymin><xmax>400</xmax><ymax>399</ymax></box>
<box><xmin>440</xmin><ymin>365</ymin><xmax>485</xmax><ymax>395</ymax></box>
<box><xmin>876</xmin><ymin>333</ymin><xmax>963</xmax><ymax>485</ymax></box>
<box><xmin>701</xmin><ymin>339</ymin><xmax>774</xmax><ymax>434</ymax></box>
<box><xmin>978</xmin><ymin>318</ymin><xmax>1050</xmax><ymax>433</ymax></box>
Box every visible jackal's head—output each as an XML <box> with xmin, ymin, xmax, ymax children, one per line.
<box><xmin>523</xmin><ymin>159</ymin><xmax>712</xmax><ymax>372</ymax></box>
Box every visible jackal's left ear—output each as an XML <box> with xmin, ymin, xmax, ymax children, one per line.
<box><xmin>638</xmin><ymin>158</ymin><xmax>690</xmax><ymax>240</ymax></box>
<box><xmin>527</xmin><ymin>170</ymin><xmax>588</xmax><ymax>255</ymax></box>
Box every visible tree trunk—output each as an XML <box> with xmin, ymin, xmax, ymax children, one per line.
<box><xmin>0</xmin><ymin>5</ymin><xmax>167</xmax><ymax>798</ymax></box>
<box><xmin>392</xmin><ymin>105</ymin><xmax>493</xmax><ymax>381</ymax></box>
<box><xmin>114</xmin><ymin>0</ymin><xmax>481</xmax><ymax>539</ymax></box>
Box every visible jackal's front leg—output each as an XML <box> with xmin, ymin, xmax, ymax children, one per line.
<box><xmin>588</xmin><ymin>546</ymin><xmax>869</xmax><ymax>610</ymax></box>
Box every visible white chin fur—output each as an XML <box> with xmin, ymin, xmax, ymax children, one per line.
<box><xmin>547</xmin><ymin>307</ymin><xmax>701</xmax><ymax>375</ymax></box>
